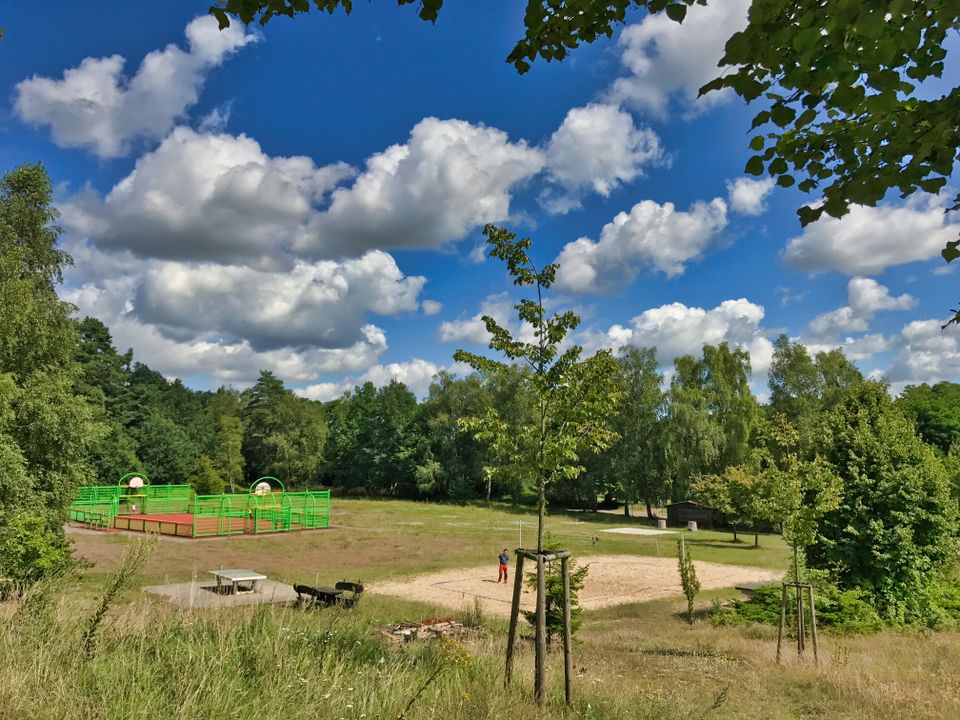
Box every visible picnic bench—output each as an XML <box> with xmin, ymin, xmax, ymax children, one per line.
<box><xmin>735</xmin><ymin>582</ymin><xmax>774</xmax><ymax>595</ymax></box>
<box><xmin>294</xmin><ymin>580</ymin><xmax>364</xmax><ymax>608</ymax></box>
<box><xmin>209</xmin><ymin>568</ymin><xmax>267</xmax><ymax>594</ymax></box>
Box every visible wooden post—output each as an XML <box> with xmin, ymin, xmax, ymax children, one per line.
<box><xmin>561</xmin><ymin>556</ymin><xmax>573</xmax><ymax>706</ymax></box>
<box><xmin>505</xmin><ymin>550</ymin><xmax>525</xmax><ymax>684</ymax></box>
<box><xmin>535</xmin><ymin>553</ymin><xmax>547</xmax><ymax>706</ymax></box>
<box><xmin>807</xmin><ymin>584</ymin><xmax>820</xmax><ymax>666</ymax></box>
<box><xmin>796</xmin><ymin>584</ymin><xmax>805</xmax><ymax>655</ymax></box>
<box><xmin>776</xmin><ymin>583</ymin><xmax>788</xmax><ymax>664</ymax></box>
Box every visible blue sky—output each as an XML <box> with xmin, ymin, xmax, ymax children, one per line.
<box><xmin>2</xmin><ymin>1</ymin><xmax>959</xmax><ymax>399</ymax></box>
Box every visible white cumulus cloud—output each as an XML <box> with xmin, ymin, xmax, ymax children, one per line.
<box><xmin>421</xmin><ymin>300</ymin><xmax>443</xmax><ymax>316</ymax></box>
<box><xmin>438</xmin><ymin>293</ymin><xmax>515</xmax><ymax>345</ymax></box>
<box><xmin>784</xmin><ymin>195</ymin><xmax>960</xmax><ymax>275</ymax></box>
<box><xmin>14</xmin><ymin>16</ymin><xmax>256</xmax><ymax>157</ymax></box>
<box><xmin>607</xmin><ymin>0</ymin><xmax>750</xmax><ymax>118</ymax></box>
<box><xmin>885</xmin><ymin>320</ymin><xmax>960</xmax><ymax>393</ymax></box>
<box><xmin>808</xmin><ymin>278</ymin><xmax>916</xmax><ymax>338</ymax></box>
<box><xmin>297</xmin><ymin>358</ymin><xmax>445</xmax><ymax>401</ymax></box>
<box><xmin>541</xmin><ymin>103</ymin><xmax>663</xmax><ymax>213</ymax></box>
<box><xmin>132</xmin><ymin>251</ymin><xmax>424</xmax><ymax>351</ymax></box>
<box><xmin>361</xmin><ymin>359</ymin><xmax>442</xmax><ymax>396</ymax></box>
<box><xmin>59</xmin><ymin>238</ymin><xmax>425</xmax><ymax>386</ymax></box>
<box><xmin>297</xmin><ymin>117</ymin><xmax>544</xmax><ymax>257</ymax></box>
<box><xmin>726</xmin><ymin>177</ymin><xmax>775</xmax><ymax>216</ymax></box>
<box><xmin>554</xmin><ymin>197</ymin><xmax>728</xmax><ymax>293</ymax></box>
<box><xmin>63</xmin><ymin>127</ymin><xmax>354</xmax><ymax>265</ymax></box>
<box><xmin>581</xmin><ymin>298</ymin><xmax>774</xmax><ymax>386</ymax></box>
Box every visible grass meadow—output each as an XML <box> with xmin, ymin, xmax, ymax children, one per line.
<box><xmin>2</xmin><ymin>499</ymin><xmax>958</xmax><ymax>719</ymax></box>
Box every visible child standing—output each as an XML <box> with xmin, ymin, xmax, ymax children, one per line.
<box><xmin>498</xmin><ymin>548</ymin><xmax>509</xmax><ymax>583</ymax></box>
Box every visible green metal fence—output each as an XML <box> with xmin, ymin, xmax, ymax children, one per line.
<box><xmin>143</xmin><ymin>484</ymin><xmax>192</xmax><ymax>515</ymax></box>
<box><xmin>69</xmin><ymin>475</ymin><xmax>331</xmax><ymax>537</ymax></box>
<box><xmin>191</xmin><ymin>494</ymin><xmax>247</xmax><ymax>537</ymax></box>
<box><xmin>68</xmin><ymin>496</ymin><xmax>118</xmax><ymax>529</ymax></box>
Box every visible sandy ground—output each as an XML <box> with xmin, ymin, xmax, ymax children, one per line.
<box><xmin>369</xmin><ymin>554</ymin><xmax>781</xmax><ymax>618</ymax></box>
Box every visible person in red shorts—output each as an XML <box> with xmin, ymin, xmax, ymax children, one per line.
<box><xmin>498</xmin><ymin>548</ymin><xmax>509</xmax><ymax>583</ymax></box>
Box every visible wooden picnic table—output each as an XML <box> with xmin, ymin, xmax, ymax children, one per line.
<box><xmin>209</xmin><ymin>568</ymin><xmax>267</xmax><ymax>594</ymax></box>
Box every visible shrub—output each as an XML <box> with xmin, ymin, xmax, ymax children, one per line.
<box><xmin>0</xmin><ymin>513</ymin><xmax>74</xmax><ymax>588</ymax></box>
<box><xmin>523</xmin><ymin>556</ymin><xmax>589</xmax><ymax>645</ymax></box>
<box><xmin>710</xmin><ymin>583</ymin><xmax>884</xmax><ymax>634</ymax></box>
<box><xmin>677</xmin><ymin>539</ymin><xmax>701</xmax><ymax>624</ymax></box>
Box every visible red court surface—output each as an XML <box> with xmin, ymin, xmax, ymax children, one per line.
<box><xmin>113</xmin><ymin>512</ymin><xmax>198</xmax><ymax>537</ymax></box>
<box><xmin>111</xmin><ymin>512</ymin><xmax>285</xmax><ymax>537</ymax></box>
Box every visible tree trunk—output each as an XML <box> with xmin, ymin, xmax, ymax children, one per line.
<box><xmin>623</xmin><ymin>502</ymin><xmax>630</xmax><ymax>517</ymax></box>
<box><xmin>645</xmin><ymin>497</ymin><xmax>654</xmax><ymax>519</ymax></box>
<box><xmin>754</xmin><ymin>531</ymin><xmax>759</xmax><ymax>547</ymax></box>
<box><xmin>733</xmin><ymin>526</ymin><xmax>738</xmax><ymax>543</ymax></box>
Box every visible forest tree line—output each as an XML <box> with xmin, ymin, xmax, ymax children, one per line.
<box><xmin>69</xmin><ymin>315</ymin><xmax>960</xmax><ymax>519</ymax></box>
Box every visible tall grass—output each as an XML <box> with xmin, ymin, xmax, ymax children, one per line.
<box><xmin>0</xmin><ymin>571</ymin><xmax>681</xmax><ymax>720</ymax></box>
<box><xmin>5</xmin><ymin>536</ymin><xmax>960</xmax><ymax>720</ymax></box>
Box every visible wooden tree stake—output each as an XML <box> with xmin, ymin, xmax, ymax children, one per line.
<box><xmin>535</xmin><ymin>553</ymin><xmax>546</xmax><ymax>705</ymax></box>
<box><xmin>776</xmin><ymin>583</ymin><xmax>787</xmax><ymax>664</ymax></box>
<box><xmin>807</xmin><ymin>584</ymin><xmax>820</xmax><ymax>666</ymax></box>
<box><xmin>505</xmin><ymin>549</ymin><xmax>524</xmax><ymax>684</ymax></box>
<box><xmin>776</xmin><ymin>582</ymin><xmax>819</xmax><ymax>665</ymax></box>
<box><xmin>561</xmin><ymin>556</ymin><xmax>573</xmax><ymax>706</ymax></box>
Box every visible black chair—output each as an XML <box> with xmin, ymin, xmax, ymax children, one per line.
<box><xmin>293</xmin><ymin>583</ymin><xmax>338</xmax><ymax>607</ymax></box>
<box><xmin>334</xmin><ymin>580</ymin><xmax>364</xmax><ymax>608</ymax></box>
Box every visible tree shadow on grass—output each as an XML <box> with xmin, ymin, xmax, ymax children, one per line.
<box><xmin>688</xmin><ymin>542</ymin><xmax>763</xmax><ymax>551</ymax></box>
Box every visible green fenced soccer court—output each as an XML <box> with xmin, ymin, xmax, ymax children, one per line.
<box><xmin>69</xmin><ymin>473</ymin><xmax>331</xmax><ymax>538</ymax></box>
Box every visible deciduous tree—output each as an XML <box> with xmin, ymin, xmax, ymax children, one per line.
<box><xmin>810</xmin><ymin>382</ymin><xmax>957</xmax><ymax>619</ymax></box>
<box><xmin>454</xmin><ymin>224</ymin><xmax>621</xmax><ymax>554</ymax></box>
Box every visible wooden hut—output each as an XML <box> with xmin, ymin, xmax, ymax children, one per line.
<box><xmin>665</xmin><ymin>500</ymin><xmax>720</xmax><ymax>529</ymax></box>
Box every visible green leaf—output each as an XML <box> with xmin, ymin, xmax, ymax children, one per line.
<box><xmin>777</xmin><ymin>175</ymin><xmax>795</xmax><ymax>188</ymax></box>
<box><xmin>770</xmin><ymin>104</ymin><xmax>796</xmax><ymax>128</ymax></box>
<box><xmin>797</xmin><ymin>205</ymin><xmax>821</xmax><ymax>226</ymax></box>
<box><xmin>822</xmin><ymin>195</ymin><xmax>848</xmax><ymax>219</ymax></box>
<box><xmin>920</xmin><ymin>177</ymin><xmax>947</xmax><ymax>194</ymax></box>
<box><xmin>665</xmin><ymin>4</ymin><xmax>687</xmax><ymax>23</ymax></box>
<box><xmin>749</xmin><ymin>135</ymin><xmax>765</xmax><ymax>151</ymax></box>
<box><xmin>942</xmin><ymin>240</ymin><xmax>960</xmax><ymax>263</ymax></box>
<box><xmin>745</xmin><ymin>156</ymin><xmax>764</xmax><ymax>176</ymax></box>
<box><xmin>750</xmin><ymin>111</ymin><xmax>771</xmax><ymax>130</ymax></box>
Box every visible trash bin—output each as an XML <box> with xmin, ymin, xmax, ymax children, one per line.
<box><xmin>657</xmin><ymin>519</ymin><xmax>667</xmax><ymax>530</ymax></box>
<box><xmin>687</xmin><ymin>520</ymin><xmax>698</xmax><ymax>532</ymax></box>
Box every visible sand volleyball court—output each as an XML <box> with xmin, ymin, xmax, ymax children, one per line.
<box><xmin>370</xmin><ymin>554</ymin><xmax>780</xmax><ymax>617</ymax></box>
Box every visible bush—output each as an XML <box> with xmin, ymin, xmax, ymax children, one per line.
<box><xmin>677</xmin><ymin>540</ymin><xmax>701</xmax><ymax>623</ymax></box>
<box><xmin>0</xmin><ymin>514</ymin><xmax>74</xmax><ymax>588</ymax></box>
<box><xmin>712</xmin><ymin>574</ymin><xmax>960</xmax><ymax>633</ymax></box>
<box><xmin>711</xmin><ymin>583</ymin><xmax>884</xmax><ymax>634</ymax></box>
<box><xmin>523</xmin><ymin>556</ymin><xmax>588</xmax><ymax>645</ymax></box>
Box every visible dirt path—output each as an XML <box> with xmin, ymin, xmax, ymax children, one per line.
<box><xmin>369</xmin><ymin>554</ymin><xmax>781</xmax><ymax>617</ymax></box>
